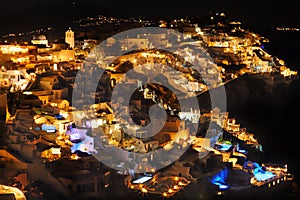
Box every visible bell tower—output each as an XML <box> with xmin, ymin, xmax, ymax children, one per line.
<box><xmin>65</xmin><ymin>27</ymin><xmax>75</xmax><ymax>49</ymax></box>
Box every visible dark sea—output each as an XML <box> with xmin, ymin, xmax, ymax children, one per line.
<box><xmin>262</xmin><ymin>29</ymin><xmax>300</xmax><ymax>71</ymax></box>
<box><xmin>232</xmin><ymin>27</ymin><xmax>300</xmax><ymax>185</ymax></box>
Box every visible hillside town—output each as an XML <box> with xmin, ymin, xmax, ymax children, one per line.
<box><xmin>0</xmin><ymin>13</ymin><xmax>298</xmax><ymax>200</ymax></box>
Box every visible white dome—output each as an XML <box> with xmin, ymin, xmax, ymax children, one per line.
<box><xmin>33</xmin><ymin>35</ymin><xmax>47</xmax><ymax>40</ymax></box>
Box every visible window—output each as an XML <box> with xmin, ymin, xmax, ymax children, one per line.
<box><xmin>77</xmin><ymin>185</ymin><xmax>82</xmax><ymax>193</ymax></box>
<box><xmin>98</xmin><ymin>181</ymin><xmax>104</xmax><ymax>191</ymax></box>
<box><xmin>90</xmin><ymin>183</ymin><xmax>95</xmax><ymax>192</ymax></box>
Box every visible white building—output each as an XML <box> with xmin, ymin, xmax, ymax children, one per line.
<box><xmin>31</xmin><ymin>35</ymin><xmax>49</xmax><ymax>47</ymax></box>
<box><xmin>65</xmin><ymin>27</ymin><xmax>75</xmax><ymax>49</ymax></box>
<box><xmin>124</xmin><ymin>38</ymin><xmax>149</xmax><ymax>51</ymax></box>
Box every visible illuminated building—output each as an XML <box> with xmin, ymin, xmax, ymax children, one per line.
<box><xmin>41</xmin><ymin>147</ymin><xmax>61</xmax><ymax>161</ymax></box>
<box><xmin>31</xmin><ymin>35</ymin><xmax>49</xmax><ymax>47</ymax></box>
<box><xmin>49</xmin><ymin>99</ymin><xmax>70</xmax><ymax>110</ymax></box>
<box><xmin>65</xmin><ymin>27</ymin><xmax>75</xmax><ymax>49</ymax></box>
<box><xmin>0</xmin><ymin>45</ymin><xmax>29</xmax><ymax>54</ymax></box>
<box><xmin>138</xmin><ymin>33</ymin><xmax>168</xmax><ymax>48</ymax></box>
<box><xmin>60</xmin><ymin>171</ymin><xmax>112</xmax><ymax>200</ymax></box>
<box><xmin>183</xmin><ymin>24</ymin><xmax>199</xmax><ymax>39</ymax></box>
<box><xmin>40</xmin><ymin>76</ymin><xmax>59</xmax><ymax>90</ymax></box>
<box><xmin>128</xmin><ymin>172</ymin><xmax>191</xmax><ymax>198</ymax></box>
<box><xmin>52</xmin><ymin>49</ymin><xmax>75</xmax><ymax>62</ymax></box>
<box><xmin>124</xmin><ymin>38</ymin><xmax>149</xmax><ymax>51</ymax></box>
<box><xmin>83</xmin><ymin>39</ymin><xmax>98</xmax><ymax>50</ymax></box>
<box><xmin>36</xmin><ymin>53</ymin><xmax>52</xmax><ymax>62</ymax></box>
<box><xmin>0</xmin><ymin>184</ymin><xmax>27</xmax><ymax>200</ymax></box>
<box><xmin>0</xmin><ymin>69</ymin><xmax>32</xmax><ymax>92</ymax></box>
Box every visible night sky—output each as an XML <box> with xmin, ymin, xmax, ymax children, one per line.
<box><xmin>1</xmin><ymin>0</ymin><xmax>300</xmax><ymax>27</ymax></box>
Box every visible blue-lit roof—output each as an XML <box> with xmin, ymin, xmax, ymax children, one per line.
<box><xmin>253</xmin><ymin>168</ymin><xmax>275</xmax><ymax>181</ymax></box>
<box><xmin>210</xmin><ymin>168</ymin><xmax>230</xmax><ymax>191</ymax></box>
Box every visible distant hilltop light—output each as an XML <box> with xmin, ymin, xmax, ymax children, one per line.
<box><xmin>214</xmin><ymin>12</ymin><xmax>226</xmax><ymax>17</ymax></box>
<box><xmin>275</xmin><ymin>27</ymin><xmax>300</xmax><ymax>31</ymax></box>
<box><xmin>229</xmin><ymin>21</ymin><xmax>242</xmax><ymax>25</ymax></box>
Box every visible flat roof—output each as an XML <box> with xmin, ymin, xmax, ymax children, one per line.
<box><xmin>132</xmin><ymin>176</ymin><xmax>152</xmax><ymax>184</ymax></box>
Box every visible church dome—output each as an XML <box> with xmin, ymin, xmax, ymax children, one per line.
<box><xmin>33</xmin><ymin>35</ymin><xmax>47</xmax><ymax>40</ymax></box>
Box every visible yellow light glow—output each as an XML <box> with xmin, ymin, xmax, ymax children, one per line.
<box><xmin>141</xmin><ymin>188</ymin><xmax>148</xmax><ymax>193</ymax></box>
<box><xmin>0</xmin><ymin>184</ymin><xmax>26</xmax><ymax>200</ymax></box>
